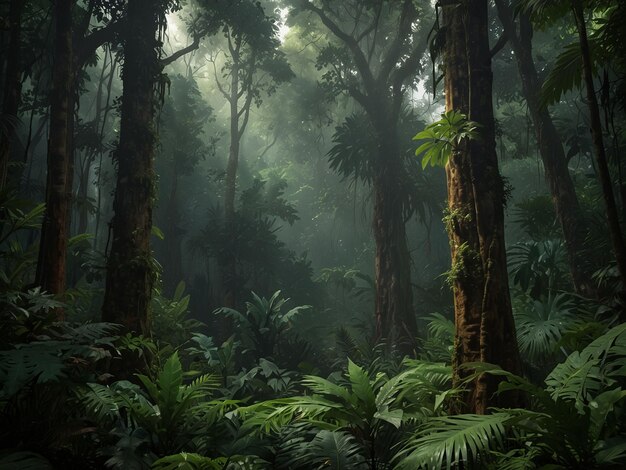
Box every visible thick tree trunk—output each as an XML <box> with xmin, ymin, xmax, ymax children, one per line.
<box><xmin>371</xmin><ymin>124</ymin><xmax>417</xmax><ymax>354</ymax></box>
<box><xmin>444</xmin><ymin>0</ymin><xmax>522</xmax><ymax>413</ymax></box>
<box><xmin>495</xmin><ymin>1</ymin><xmax>594</xmax><ymax>296</ymax></box>
<box><xmin>571</xmin><ymin>0</ymin><xmax>626</xmax><ymax>287</ymax></box>
<box><xmin>35</xmin><ymin>0</ymin><xmax>74</xmax><ymax>308</ymax></box>
<box><xmin>0</xmin><ymin>0</ymin><xmax>24</xmax><ymax>189</ymax></box>
<box><xmin>101</xmin><ymin>0</ymin><xmax>160</xmax><ymax>333</ymax></box>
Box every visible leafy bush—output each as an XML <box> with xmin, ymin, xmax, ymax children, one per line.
<box><xmin>394</xmin><ymin>323</ymin><xmax>626</xmax><ymax>469</ymax></box>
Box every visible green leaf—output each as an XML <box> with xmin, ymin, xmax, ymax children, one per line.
<box><xmin>347</xmin><ymin>359</ymin><xmax>375</xmax><ymax>412</ymax></box>
<box><xmin>395</xmin><ymin>413</ymin><xmax>511</xmax><ymax>470</ymax></box>
<box><xmin>373</xmin><ymin>408</ymin><xmax>403</xmax><ymax>428</ymax></box>
<box><xmin>152</xmin><ymin>225</ymin><xmax>165</xmax><ymax>240</ymax></box>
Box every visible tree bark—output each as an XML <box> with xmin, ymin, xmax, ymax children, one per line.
<box><xmin>495</xmin><ymin>0</ymin><xmax>594</xmax><ymax>296</ymax></box>
<box><xmin>302</xmin><ymin>0</ymin><xmax>422</xmax><ymax>352</ymax></box>
<box><xmin>222</xmin><ymin>47</ymin><xmax>241</xmax><ymax>310</ymax></box>
<box><xmin>444</xmin><ymin>0</ymin><xmax>522</xmax><ymax>413</ymax></box>
<box><xmin>0</xmin><ymin>0</ymin><xmax>24</xmax><ymax>189</ymax></box>
<box><xmin>35</xmin><ymin>0</ymin><xmax>74</xmax><ymax>309</ymax></box>
<box><xmin>571</xmin><ymin>0</ymin><xmax>626</xmax><ymax>288</ymax></box>
<box><xmin>101</xmin><ymin>0</ymin><xmax>160</xmax><ymax>333</ymax></box>
<box><xmin>372</xmin><ymin>123</ymin><xmax>417</xmax><ymax>354</ymax></box>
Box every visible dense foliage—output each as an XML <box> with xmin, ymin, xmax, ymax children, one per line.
<box><xmin>1</xmin><ymin>0</ymin><xmax>625</xmax><ymax>468</ymax></box>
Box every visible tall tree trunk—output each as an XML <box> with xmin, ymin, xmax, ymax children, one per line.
<box><xmin>94</xmin><ymin>54</ymin><xmax>117</xmax><ymax>250</ymax></box>
<box><xmin>101</xmin><ymin>0</ymin><xmax>160</xmax><ymax>333</ymax></box>
<box><xmin>77</xmin><ymin>54</ymin><xmax>109</xmax><ymax>236</ymax></box>
<box><xmin>372</xmin><ymin>122</ymin><xmax>416</xmax><ymax>354</ymax></box>
<box><xmin>35</xmin><ymin>0</ymin><xmax>74</xmax><ymax>308</ymax></box>
<box><xmin>495</xmin><ymin>1</ymin><xmax>594</xmax><ymax>296</ymax></box>
<box><xmin>0</xmin><ymin>0</ymin><xmax>24</xmax><ymax>189</ymax></box>
<box><xmin>222</xmin><ymin>56</ymin><xmax>240</xmax><ymax>310</ymax></box>
<box><xmin>571</xmin><ymin>0</ymin><xmax>626</xmax><ymax>287</ymax></box>
<box><xmin>444</xmin><ymin>0</ymin><xmax>522</xmax><ymax>413</ymax></box>
<box><xmin>163</xmin><ymin>169</ymin><xmax>184</xmax><ymax>296</ymax></box>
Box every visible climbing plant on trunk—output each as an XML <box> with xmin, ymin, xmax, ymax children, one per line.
<box><xmin>102</xmin><ymin>0</ymin><xmax>201</xmax><ymax>333</ymax></box>
<box><xmin>441</xmin><ymin>0</ymin><xmax>522</xmax><ymax>413</ymax></box>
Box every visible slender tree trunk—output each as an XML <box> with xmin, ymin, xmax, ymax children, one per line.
<box><xmin>222</xmin><ymin>56</ymin><xmax>240</xmax><ymax>310</ymax></box>
<box><xmin>163</xmin><ymin>169</ymin><xmax>184</xmax><ymax>295</ymax></box>
<box><xmin>571</xmin><ymin>0</ymin><xmax>626</xmax><ymax>287</ymax></box>
<box><xmin>35</xmin><ymin>0</ymin><xmax>74</xmax><ymax>308</ymax></box>
<box><xmin>495</xmin><ymin>1</ymin><xmax>594</xmax><ymax>296</ymax></box>
<box><xmin>94</xmin><ymin>54</ymin><xmax>117</xmax><ymax>250</ymax></box>
<box><xmin>0</xmin><ymin>0</ymin><xmax>24</xmax><ymax>189</ymax></box>
<box><xmin>102</xmin><ymin>0</ymin><xmax>160</xmax><ymax>333</ymax></box>
<box><xmin>371</xmin><ymin>122</ymin><xmax>416</xmax><ymax>354</ymax></box>
<box><xmin>77</xmin><ymin>55</ymin><xmax>108</xmax><ymax>235</ymax></box>
<box><xmin>444</xmin><ymin>0</ymin><xmax>522</xmax><ymax>413</ymax></box>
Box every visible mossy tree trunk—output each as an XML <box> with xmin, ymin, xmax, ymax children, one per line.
<box><xmin>35</xmin><ymin>0</ymin><xmax>74</xmax><ymax>311</ymax></box>
<box><xmin>444</xmin><ymin>0</ymin><xmax>522</xmax><ymax>413</ymax></box>
<box><xmin>101</xmin><ymin>0</ymin><xmax>161</xmax><ymax>333</ymax></box>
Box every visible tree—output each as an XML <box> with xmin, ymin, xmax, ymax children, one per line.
<box><xmin>519</xmin><ymin>0</ymin><xmax>626</xmax><ymax>294</ymax></box>
<box><xmin>0</xmin><ymin>0</ymin><xmax>24</xmax><ymax>190</ymax></box>
<box><xmin>34</xmin><ymin>2</ymin><xmax>123</xmax><ymax>305</ymax></box>
<box><xmin>102</xmin><ymin>0</ymin><xmax>201</xmax><ymax>333</ymax></box>
<box><xmin>156</xmin><ymin>74</ymin><xmax>215</xmax><ymax>295</ymax></box>
<box><xmin>291</xmin><ymin>0</ymin><xmax>427</xmax><ymax>352</ymax></box>
<box><xmin>441</xmin><ymin>0</ymin><xmax>522</xmax><ymax>412</ymax></box>
<box><xmin>571</xmin><ymin>0</ymin><xmax>626</xmax><ymax>289</ymax></box>
<box><xmin>100</xmin><ymin>0</ymin><xmax>165</xmax><ymax>333</ymax></box>
<box><xmin>494</xmin><ymin>0</ymin><xmax>594</xmax><ymax>296</ymax></box>
<box><xmin>34</xmin><ymin>0</ymin><xmax>75</xmax><ymax>309</ymax></box>
<box><xmin>195</xmin><ymin>0</ymin><xmax>293</xmax><ymax>308</ymax></box>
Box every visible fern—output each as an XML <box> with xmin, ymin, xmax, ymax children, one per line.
<box><xmin>152</xmin><ymin>452</ymin><xmax>226</xmax><ymax>469</ymax></box>
<box><xmin>306</xmin><ymin>430</ymin><xmax>368</xmax><ymax>469</ymax></box>
<box><xmin>395</xmin><ymin>413</ymin><xmax>511</xmax><ymax>470</ymax></box>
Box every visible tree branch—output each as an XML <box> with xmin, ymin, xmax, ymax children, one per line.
<box><xmin>378</xmin><ymin>0</ymin><xmax>417</xmax><ymax>83</ymax></box>
<box><xmin>490</xmin><ymin>31</ymin><xmax>508</xmax><ymax>58</ymax></box>
<box><xmin>210</xmin><ymin>53</ymin><xmax>231</xmax><ymax>101</ymax></box>
<box><xmin>76</xmin><ymin>19</ymin><xmax>123</xmax><ymax>67</ymax></box>
<box><xmin>303</xmin><ymin>2</ymin><xmax>377</xmax><ymax>94</ymax></box>
<box><xmin>161</xmin><ymin>36</ymin><xmax>201</xmax><ymax>67</ymax></box>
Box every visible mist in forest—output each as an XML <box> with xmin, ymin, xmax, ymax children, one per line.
<box><xmin>1</xmin><ymin>1</ymin><xmax>625</xmax><ymax>468</ymax></box>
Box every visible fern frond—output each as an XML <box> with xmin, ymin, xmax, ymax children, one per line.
<box><xmin>395</xmin><ymin>413</ymin><xmax>512</xmax><ymax>470</ymax></box>
<box><xmin>152</xmin><ymin>452</ymin><xmax>226</xmax><ymax>469</ymax></box>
